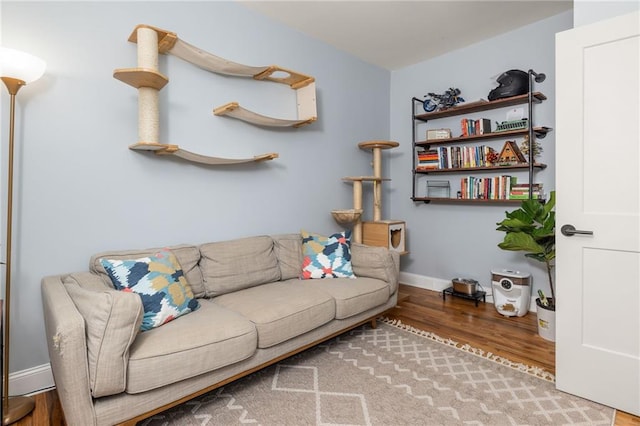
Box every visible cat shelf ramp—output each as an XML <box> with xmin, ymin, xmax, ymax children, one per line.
<box><xmin>129</xmin><ymin>143</ymin><xmax>278</xmax><ymax>165</ymax></box>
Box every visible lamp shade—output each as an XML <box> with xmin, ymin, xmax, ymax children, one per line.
<box><xmin>0</xmin><ymin>47</ymin><xmax>46</xmax><ymax>84</ymax></box>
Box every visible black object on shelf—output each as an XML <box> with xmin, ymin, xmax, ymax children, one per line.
<box><xmin>442</xmin><ymin>286</ymin><xmax>486</xmax><ymax>306</ymax></box>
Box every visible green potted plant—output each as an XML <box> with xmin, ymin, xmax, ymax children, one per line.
<box><xmin>496</xmin><ymin>191</ymin><xmax>556</xmax><ymax>341</ymax></box>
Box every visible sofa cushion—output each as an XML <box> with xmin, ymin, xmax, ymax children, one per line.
<box><xmin>99</xmin><ymin>249</ymin><xmax>200</xmax><ymax>331</ymax></box>
<box><xmin>213</xmin><ymin>281</ymin><xmax>335</xmax><ymax>348</ymax></box>
<box><xmin>296</xmin><ymin>277</ymin><xmax>390</xmax><ymax>319</ymax></box>
<box><xmin>126</xmin><ymin>301</ymin><xmax>257</xmax><ymax>393</ymax></box>
<box><xmin>351</xmin><ymin>243</ymin><xmax>400</xmax><ymax>295</ymax></box>
<box><xmin>90</xmin><ymin>244</ymin><xmax>205</xmax><ymax>297</ymax></box>
<box><xmin>300</xmin><ymin>230</ymin><xmax>355</xmax><ymax>279</ymax></box>
<box><xmin>200</xmin><ymin>235</ymin><xmax>281</xmax><ymax>297</ymax></box>
<box><xmin>64</xmin><ymin>275</ymin><xmax>144</xmax><ymax>398</ymax></box>
<box><xmin>272</xmin><ymin>233</ymin><xmax>303</xmax><ymax>280</ymax></box>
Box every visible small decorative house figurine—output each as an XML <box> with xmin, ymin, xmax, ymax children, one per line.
<box><xmin>498</xmin><ymin>140</ymin><xmax>527</xmax><ymax>164</ymax></box>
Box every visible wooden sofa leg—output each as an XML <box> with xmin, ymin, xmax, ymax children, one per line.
<box><xmin>370</xmin><ymin>318</ymin><xmax>377</xmax><ymax>329</ymax></box>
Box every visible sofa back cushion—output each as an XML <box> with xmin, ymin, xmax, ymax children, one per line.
<box><xmin>351</xmin><ymin>243</ymin><xmax>400</xmax><ymax>294</ymax></box>
<box><xmin>64</xmin><ymin>273</ymin><xmax>144</xmax><ymax>398</ymax></box>
<box><xmin>89</xmin><ymin>245</ymin><xmax>205</xmax><ymax>298</ymax></box>
<box><xmin>272</xmin><ymin>233</ymin><xmax>303</xmax><ymax>280</ymax></box>
<box><xmin>200</xmin><ymin>235</ymin><xmax>281</xmax><ymax>297</ymax></box>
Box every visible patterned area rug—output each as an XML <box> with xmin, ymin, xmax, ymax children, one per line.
<box><xmin>141</xmin><ymin>319</ymin><xmax>614</xmax><ymax>425</ymax></box>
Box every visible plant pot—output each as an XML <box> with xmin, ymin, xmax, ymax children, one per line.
<box><xmin>536</xmin><ymin>298</ymin><xmax>555</xmax><ymax>342</ymax></box>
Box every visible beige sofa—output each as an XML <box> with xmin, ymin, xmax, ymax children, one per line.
<box><xmin>41</xmin><ymin>233</ymin><xmax>399</xmax><ymax>426</ymax></box>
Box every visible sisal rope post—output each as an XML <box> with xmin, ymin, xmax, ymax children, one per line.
<box><xmin>137</xmin><ymin>27</ymin><xmax>160</xmax><ymax>143</ymax></box>
<box><xmin>352</xmin><ymin>180</ymin><xmax>363</xmax><ymax>243</ymax></box>
<box><xmin>372</xmin><ymin>147</ymin><xmax>382</xmax><ymax>221</ymax></box>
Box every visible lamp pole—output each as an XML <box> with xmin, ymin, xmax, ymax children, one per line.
<box><xmin>1</xmin><ymin>76</ymin><xmax>35</xmax><ymax>425</ymax></box>
<box><xmin>0</xmin><ymin>46</ymin><xmax>46</xmax><ymax>424</ymax></box>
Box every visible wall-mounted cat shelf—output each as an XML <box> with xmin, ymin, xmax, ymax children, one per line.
<box><xmin>114</xmin><ymin>25</ymin><xmax>314</xmax><ymax>165</ymax></box>
<box><xmin>214</xmin><ymin>102</ymin><xmax>316</xmax><ymax>128</ymax></box>
<box><xmin>123</xmin><ymin>24</ymin><xmax>317</xmax><ymax>128</ymax></box>
<box><xmin>128</xmin><ymin>143</ymin><xmax>278</xmax><ymax>165</ymax></box>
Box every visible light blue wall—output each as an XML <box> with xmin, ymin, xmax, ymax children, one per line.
<box><xmin>1</xmin><ymin>1</ymin><xmax>390</xmax><ymax>374</ymax></box>
<box><xmin>574</xmin><ymin>0</ymin><xmax>639</xmax><ymax>26</ymax></box>
<box><xmin>389</xmin><ymin>11</ymin><xmax>573</xmax><ymax>298</ymax></box>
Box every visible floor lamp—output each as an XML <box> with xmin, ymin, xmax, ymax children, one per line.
<box><xmin>0</xmin><ymin>47</ymin><xmax>46</xmax><ymax>425</ymax></box>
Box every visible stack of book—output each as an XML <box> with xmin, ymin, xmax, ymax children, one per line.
<box><xmin>509</xmin><ymin>183</ymin><xmax>543</xmax><ymax>199</ymax></box>
<box><xmin>435</xmin><ymin>145</ymin><xmax>497</xmax><ymax>169</ymax></box>
<box><xmin>460</xmin><ymin>175</ymin><xmax>516</xmax><ymax>200</ymax></box>
<box><xmin>460</xmin><ymin>118</ymin><xmax>491</xmax><ymax>137</ymax></box>
<box><xmin>416</xmin><ymin>149</ymin><xmax>439</xmax><ymax>170</ymax></box>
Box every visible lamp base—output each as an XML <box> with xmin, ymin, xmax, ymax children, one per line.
<box><xmin>3</xmin><ymin>396</ymin><xmax>35</xmax><ymax>425</ymax></box>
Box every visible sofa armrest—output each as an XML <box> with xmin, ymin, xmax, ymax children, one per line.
<box><xmin>63</xmin><ymin>273</ymin><xmax>143</xmax><ymax>398</ymax></box>
<box><xmin>350</xmin><ymin>243</ymin><xmax>400</xmax><ymax>294</ymax></box>
<box><xmin>41</xmin><ymin>275</ymin><xmax>98</xmax><ymax>426</ymax></box>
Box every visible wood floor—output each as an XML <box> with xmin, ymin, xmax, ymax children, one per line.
<box><xmin>13</xmin><ymin>284</ymin><xmax>640</xmax><ymax>425</ymax></box>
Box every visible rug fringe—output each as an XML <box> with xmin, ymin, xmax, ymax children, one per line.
<box><xmin>378</xmin><ymin>317</ymin><xmax>556</xmax><ymax>383</ymax></box>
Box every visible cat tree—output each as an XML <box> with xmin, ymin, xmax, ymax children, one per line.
<box><xmin>332</xmin><ymin>140</ymin><xmax>405</xmax><ymax>254</ymax></box>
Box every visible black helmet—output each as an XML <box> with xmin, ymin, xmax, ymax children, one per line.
<box><xmin>488</xmin><ymin>69</ymin><xmax>528</xmax><ymax>101</ymax></box>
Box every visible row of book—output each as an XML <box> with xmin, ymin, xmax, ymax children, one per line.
<box><xmin>416</xmin><ymin>145</ymin><xmax>497</xmax><ymax>170</ymax></box>
<box><xmin>460</xmin><ymin>118</ymin><xmax>491</xmax><ymax>137</ymax></box>
<box><xmin>416</xmin><ymin>149</ymin><xmax>439</xmax><ymax>170</ymax></box>
<box><xmin>459</xmin><ymin>177</ymin><xmax>543</xmax><ymax>200</ymax></box>
<box><xmin>509</xmin><ymin>183</ymin><xmax>543</xmax><ymax>199</ymax></box>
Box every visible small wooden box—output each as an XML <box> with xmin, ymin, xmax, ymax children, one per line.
<box><xmin>362</xmin><ymin>220</ymin><xmax>406</xmax><ymax>253</ymax></box>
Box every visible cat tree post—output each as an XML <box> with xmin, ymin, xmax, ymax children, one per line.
<box><xmin>352</xmin><ymin>179</ymin><xmax>363</xmax><ymax>242</ymax></box>
<box><xmin>137</xmin><ymin>27</ymin><xmax>160</xmax><ymax>144</ymax></box>
<box><xmin>332</xmin><ymin>177</ymin><xmax>364</xmax><ymax>243</ymax></box>
<box><xmin>358</xmin><ymin>140</ymin><xmax>399</xmax><ymax>221</ymax></box>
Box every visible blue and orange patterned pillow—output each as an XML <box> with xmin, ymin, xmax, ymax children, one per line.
<box><xmin>100</xmin><ymin>249</ymin><xmax>199</xmax><ymax>331</ymax></box>
<box><xmin>300</xmin><ymin>230</ymin><xmax>355</xmax><ymax>279</ymax></box>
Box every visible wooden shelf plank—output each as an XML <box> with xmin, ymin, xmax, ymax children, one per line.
<box><xmin>127</xmin><ymin>24</ymin><xmax>178</xmax><ymax>53</ymax></box>
<box><xmin>358</xmin><ymin>140</ymin><xmax>400</xmax><ymax>150</ymax></box>
<box><xmin>254</xmin><ymin>65</ymin><xmax>315</xmax><ymax>89</ymax></box>
<box><xmin>342</xmin><ymin>176</ymin><xmax>391</xmax><ymax>182</ymax></box>
<box><xmin>129</xmin><ymin>142</ymin><xmax>178</xmax><ymax>152</ymax></box>
<box><xmin>414</xmin><ymin>92</ymin><xmax>547</xmax><ymax>121</ymax></box>
<box><xmin>415</xmin><ymin>163</ymin><xmax>546</xmax><ymax>174</ymax></box>
<box><xmin>412</xmin><ymin>197</ymin><xmax>530</xmax><ymax>204</ymax></box>
<box><xmin>113</xmin><ymin>68</ymin><xmax>169</xmax><ymax>90</ymax></box>
<box><xmin>416</xmin><ymin>127</ymin><xmax>552</xmax><ymax>147</ymax></box>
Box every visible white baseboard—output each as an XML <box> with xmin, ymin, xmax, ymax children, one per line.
<box><xmin>398</xmin><ymin>271</ymin><xmax>451</xmax><ymax>292</ymax></box>
<box><xmin>10</xmin><ymin>363</ymin><xmax>54</xmax><ymax>396</ymax></box>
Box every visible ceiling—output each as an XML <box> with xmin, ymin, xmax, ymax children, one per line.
<box><xmin>238</xmin><ymin>1</ymin><xmax>573</xmax><ymax>70</ymax></box>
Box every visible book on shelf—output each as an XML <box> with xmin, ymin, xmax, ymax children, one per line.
<box><xmin>459</xmin><ymin>175</ymin><xmax>516</xmax><ymax>200</ymax></box>
<box><xmin>460</xmin><ymin>118</ymin><xmax>492</xmax><ymax>137</ymax></box>
<box><xmin>424</xmin><ymin>145</ymin><xmax>497</xmax><ymax>170</ymax></box>
<box><xmin>416</xmin><ymin>149</ymin><xmax>439</xmax><ymax>170</ymax></box>
<box><xmin>508</xmin><ymin>183</ymin><xmax>543</xmax><ymax>199</ymax></box>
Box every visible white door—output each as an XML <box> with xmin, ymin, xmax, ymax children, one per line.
<box><xmin>555</xmin><ymin>11</ymin><xmax>639</xmax><ymax>415</ymax></box>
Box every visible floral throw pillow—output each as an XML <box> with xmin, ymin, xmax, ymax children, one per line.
<box><xmin>300</xmin><ymin>230</ymin><xmax>355</xmax><ymax>279</ymax></box>
<box><xmin>100</xmin><ymin>248</ymin><xmax>200</xmax><ymax>331</ymax></box>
